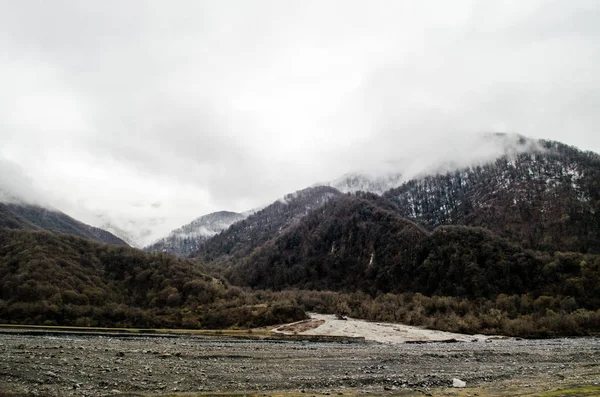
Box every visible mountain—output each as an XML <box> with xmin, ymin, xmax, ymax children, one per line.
<box><xmin>0</xmin><ymin>201</ymin><xmax>128</xmax><ymax>246</ymax></box>
<box><xmin>219</xmin><ymin>192</ymin><xmax>600</xmax><ymax>309</ymax></box>
<box><xmin>325</xmin><ymin>133</ymin><xmax>543</xmax><ymax>195</ymax></box>
<box><xmin>223</xmin><ymin>193</ymin><xmax>428</xmax><ymax>292</ymax></box>
<box><xmin>145</xmin><ymin>211</ymin><xmax>247</xmax><ymax>256</ymax></box>
<box><xmin>328</xmin><ymin>172</ymin><xmax>404</xmax><ymax>194</ymax></box>
<box><xmin>196</xmin><ymin>137</ymin><xmax>600</xmax><ymax>311</ymax></box>
<box><xmin>0</xmin><ymin>227</ymin><xmax>306</xmax><ymax>328</ymax></box>
<box><xmin>383</xmin><ymin>139</ymin><xmax>600</xmax><ymax>253</ymax></box>
<box><xmin>194</xmin><ymin>186</ymin><xmax>342</xmax><ymax>263</ymax></box>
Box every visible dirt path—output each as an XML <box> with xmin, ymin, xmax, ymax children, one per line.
<box><xmin>274</xmin><ymin>313</ymin><xmax>495</xmax><ymax>343</ymax></box>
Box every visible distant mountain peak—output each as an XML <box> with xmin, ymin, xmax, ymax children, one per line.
<box><xmin>145</xmin><ymin>210</ymin><xmax>247</xmax><ymax>256</ymax></box>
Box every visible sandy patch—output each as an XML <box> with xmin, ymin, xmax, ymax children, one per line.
<box><xmin>273</xmin><ymin>313</ymin><xmax>496</xmax><ymax>344</ymax></box>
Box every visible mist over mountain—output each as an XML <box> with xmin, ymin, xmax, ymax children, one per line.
<box><xmin>96</xmin><ymin>220</ymin><xmax>147</xmax><ymax>248</ymax></box>
<box><xmin>328</xmin><ymin>172</ymin><xmax>404</xmax><ymax>194</ymax></box>
<box><xmin>151</xmin><ymin>133</ymin><xmax>544</xmax><ymax>254</ymax></box>
<box><xmin>1</xmin><ymin>135</ymin><xmax>599</xmax><ymax>337</ymax></box>
<box><xmin>2</xmin><ymin>0</ymin><xmax>600</xmax><ymax>257</ymax></box>
<box><xmin>322</xmin><ymin>133</ymin><xmax>545</xmax><ymax>194</ymax></box>
<box><xmin>192</xmin><ymin>138</ymin><xmax>600</xmax><ymax>312</ymax></box>
<box><xmin>145</xmin><ymin>211</ymin><xmax>247</xmax><ymax>256</ymax></box>
<box><xmin>2</xmin><ymin>1</ymin><xmax>600</xmax><ymax>340</ymax></box>
<box><xmin>0</xmin><ymin>133</ymin><xmax>564</xmax><ymax>246</ymax></box>
<box><xmin>384</xmin><ymin>139</ymin><xmax>600</xmax><ymax>253</ymax></box>
<box><xmin>0</xmin><ymin>202</ymin><xmax>128</xmax><ymax>246</ymax></box>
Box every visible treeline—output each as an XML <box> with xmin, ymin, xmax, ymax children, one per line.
<box><xmin>0</xmin><ymin>228</ymin><xmax>306</xmax><ymax>329</ymax></box>
<box><xmin>282</xmin><ymin>289</ymin><xmax>600</xmax><ymax>338</ymax></box>
<box><xmin>1</xmin><ymin>227</ymin><xmax>599</xmax><ymax>337</ymax></box>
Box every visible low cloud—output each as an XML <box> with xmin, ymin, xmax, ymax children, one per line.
<box><xmin>1</xmin><ymin>1</ymin><xmax>599</xmax><ymax>245</ymax></box>
<box><xmin>0</xmin><ymin>158</ymin><xmax>46</xmax><ymax>206</ymax></box>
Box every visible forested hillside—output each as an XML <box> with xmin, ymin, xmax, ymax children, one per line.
<box><xmin>220</xmin><ymin>194</ymin><xmax>600</xmax><ymax>309</ymax></box>
<box><xmin>210</xmin><ymin>192</ymin><xmax>600</xmax><ymax>337</ymax></box>
<box><xmin>195</xmin><ymin>186</ymin><xmax>341</xmax><ymax>262</ymax></box>
<box><xmin>384</xmin><ymin>140</ymin><xmax>600</xmax><ymax>253</ymax></box>
<box><xmin>0</xmin><ymin>228</ymin><xmax>306</xmax><ymax>329</ymax></box>
<box><xmin>223</xmin><ymin>193</ymin><xmax>427</xmax><ymax>292</ymax></box>
<box><xmin>0</xmin><ymin>202</ymin><xmax>128</xmax><ymax>246</ymax></box>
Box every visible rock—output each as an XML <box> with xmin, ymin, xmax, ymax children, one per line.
<box><xmin>45</xmin><ymin>371</ymin><xmax>59</xmax><ymax>378</ymax></box>
<box><xmin>452</xmin><ymin>378</ymin><xmax>466</xmax><ymax>388</ymax></box>
<box><xmin>116</xmin><ymin>352</ymin><xmax>125</xmax><ymax>357</ymax></box>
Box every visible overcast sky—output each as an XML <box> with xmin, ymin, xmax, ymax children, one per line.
<box><xmin>1</xmin><ymin>1</ymin><xmax>599</xmax><ymax>246</ymax></box>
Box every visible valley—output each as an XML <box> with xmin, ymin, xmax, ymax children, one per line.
<box><xmin>3</xmin><ymin>2</ymin><xmax>600</xmax><ymax>395</ymax></box>
<box><xmin>1</xmin><ymin>136</ymin><xmax>600</xmax><ymax>396</ymax></box>
<box><xmin>1</xmin><ymin>327</ymin><xmax>598</xmax><ymax>397</ymax></box>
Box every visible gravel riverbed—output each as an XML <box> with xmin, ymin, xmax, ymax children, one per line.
<box><xmin>1</xmin><ymin>330</ymin><xmax>599</xmax><ymax>396</ymax></box>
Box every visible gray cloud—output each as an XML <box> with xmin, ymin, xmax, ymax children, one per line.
<box><xmin>1</xmin><ymin>1</ymin><xmax>599</xmax><ymax>246</ymax></box>
<box><xmin>0</xmin><ymin>158</ymin><xmax>44</xmax><ymax>205</ymax></box>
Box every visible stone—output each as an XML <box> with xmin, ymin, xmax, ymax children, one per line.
<box><xmin>452</xmin><ymin>378</ymin><xmax>466</xmax><ymax>388</ymax></box>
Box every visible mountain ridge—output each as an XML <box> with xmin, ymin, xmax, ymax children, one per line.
<box><xmin>383</xmin><ymin>139</ymin><xmax>600</xmax><ymax>253</ymax></box>
<box><xmin>194</xmin><ymin>185</ymin><xmax>342</xmax><ymax>263</ymax></box>
<box><xmin>0</xmin><ymin>201</ymin><xmax>129</xmax><ymax>246</ymax></box>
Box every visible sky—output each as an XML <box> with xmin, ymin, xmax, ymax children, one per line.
<box><xmin>1</xmin><ymin>0</ymin><xmax>600</xmax><ymax>246</ymax></box>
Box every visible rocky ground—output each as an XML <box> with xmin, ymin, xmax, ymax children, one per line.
<box><xmin>1</xmin><ymin>329</ymin><xmax>599</xmax><ymax>397</ymax></box>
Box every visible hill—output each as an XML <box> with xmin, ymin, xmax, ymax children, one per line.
<box><xmin>224</xmin><ymin>193</ymin><xmax>428</xmax><ymax>292</ymax></box>
<box><xmin>0</xmin><ymin>228</ymin><xmax>306</xmax><ymax>329</ymax></box>
<box><xmin>220</xmin><ymin>193</ymin><xmax>599</xmax><ymax>305</ymax></box>
<box><xmin>0</xmin><ymin>202</ymin><xmax>128</xmax><ymax>246</ymax></box>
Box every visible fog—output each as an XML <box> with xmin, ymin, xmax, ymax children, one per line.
<box><xmin>1</xmin><ymin>1</ymin><xmax>599</xmax><ymax>245</ymax></box>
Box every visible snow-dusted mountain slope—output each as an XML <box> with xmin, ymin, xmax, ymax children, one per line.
<box><xmin>144</xmin><ymin>211</ymin><xmax>247</xmax><ymax>256</ymax></box>
<box><xmin>329</xmin><ymin>172</ymin><xmax>404</xmax><ymax>195</ymax></box>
